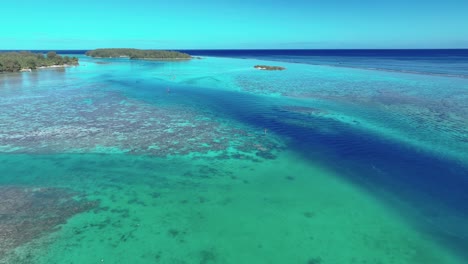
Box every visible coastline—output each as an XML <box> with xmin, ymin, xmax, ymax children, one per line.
<box><xmin>37</xmin><ymin>64</ymin><xmax>78</xmax><ymax>69</ymax></box>
<box><xmin>19</xmin><ymin>64</ymin><xmax>78</xmax><ymax>72</ymax></box>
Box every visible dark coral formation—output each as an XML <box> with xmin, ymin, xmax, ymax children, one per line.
<box><xmin>307</xmin><ymin>257</ymin><xmax>322</xmax><ymax>264</ymax></box>
<box><xmin>199</xmin><ymin>249</ymin><xmax>218</xmax><ymax>264</ymax></box>
<box><xmin>0</xmin><ymin>186</ymin><xmax>98</xmax><ymax>260</ymax></box>
<box><xmin>0</xmin><ymin>88</ymin><xmax>284</xmax><ymax>161</ymax></box>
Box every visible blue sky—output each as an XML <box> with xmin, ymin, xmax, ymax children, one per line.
<box><xmin>1</xmin><ymin>0</ymin><xmax>467</xmax><ymax>49</ymax></box>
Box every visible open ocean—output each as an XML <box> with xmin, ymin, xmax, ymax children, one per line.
<box><xmin>1</xmin><ymin>50</ymin><xmax>467</xmax><ymax>263</ymax></box>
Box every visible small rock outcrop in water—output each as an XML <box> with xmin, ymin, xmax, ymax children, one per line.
<box><xmin>254</xmin><ymin>65</ymin><xmax>286</xmax><ymax>71</ymax></box>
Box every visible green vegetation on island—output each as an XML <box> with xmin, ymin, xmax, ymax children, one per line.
<box><xmin>0</xmin><ymin>51</ymin><xmax>78</xmax><ymax>73</ymax></box>
<box><xmin>254</xmin><ymin>65</ymin><xmax>286</xmax><ymax>71</ymax></box>
<box><xmin>85</xmin><ymin>48</ymin><xmax>192</xmax><ymax>60</ymax></box>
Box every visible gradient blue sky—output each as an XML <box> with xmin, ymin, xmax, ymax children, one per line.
<box><xmin>1</xmin><ymin>0</ymin><xmax>467</xmax><ymax>49</ymax></box>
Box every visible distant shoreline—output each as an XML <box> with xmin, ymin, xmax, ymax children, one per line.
<box><xmin>85</xmin><ymin>49</ymin><xmax>192</xmax><ymax>61</ymax></box>
<box><xmin>0</xmin><ymin>51</ymin><xmax>79</xmax><ymax>73</ymax></box>
<box><xmin>18</xmin><ymin>64</ymin><xmax>78</xmax><ymax>73</ymax></box>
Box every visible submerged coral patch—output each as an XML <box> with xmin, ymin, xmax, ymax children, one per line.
<box><xmin>0</xmin><ymin>88</ymin><xmax>284</xmax><ymax>161</ymax></box>
<box><xmin>0</xmin><ymin>186</ymin><xmax>98</xmax><ymax>260</ymax></box>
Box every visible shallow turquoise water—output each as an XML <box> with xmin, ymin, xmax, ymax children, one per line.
<box><xmin>0</xmin><ymin>55</ymin><xmax>467</xmax><ymax>263</ymax></box>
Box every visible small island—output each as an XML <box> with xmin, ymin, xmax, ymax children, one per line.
<box><xmin>0</xmin><ymin>51</ymin><xmax>79</xmax><ymax>73</ymax></box>
<box><xmin>254</xmin><ymin>65</ymin><xmax>286</xmax><ymax>71</ymax></box>
<box><xmin>86</xmin><ymin>48</ymin><xmax>192</xmax><ymax>60</ymax></box>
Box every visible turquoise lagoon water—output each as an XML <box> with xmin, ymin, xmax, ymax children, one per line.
<box><xmin>0</xmin><ymin>54</ymin><xmax>467</xmax><ymax>263</ymax></box>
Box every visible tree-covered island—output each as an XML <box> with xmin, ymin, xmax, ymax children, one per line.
<box><xmin>0</xmin><ymin>52</ymin><xmax>79</xmax><ymax>73</ymax></box>
<box><xmin>86</xmin><ymin>48</ymin><xmax>192</xmax><ymax>60</ymax></box>
<box><xmin>254</xmin><ymin>65</ymin><xmax>286</xmax><ymax>71</ymax></box>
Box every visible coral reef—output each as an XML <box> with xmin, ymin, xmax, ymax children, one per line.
<box><xmin>0</xmin><ymin>186</ymin><xmax>98</xmax><ymax>260</ymax></box>
<box><xmin>0</xmin><ymin>88</ymin><xmax>284</xmax><ymax>161</ymax></box>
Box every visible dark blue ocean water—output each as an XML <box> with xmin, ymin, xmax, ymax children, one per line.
<box><xmin>179</xmin><ymin>49</ymin><xmax>468</xmax><ymax>77</ymax></box>
<box><xmin>3</xmin><ymin>49</ymin><xmax>468</xmax><ymax>77</ymax></box>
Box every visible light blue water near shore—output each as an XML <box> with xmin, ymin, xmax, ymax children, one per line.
<box><xmin>1</xmin><ymin>54</ymin><xmax>468</xmax><ymax>263</ymax></box>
